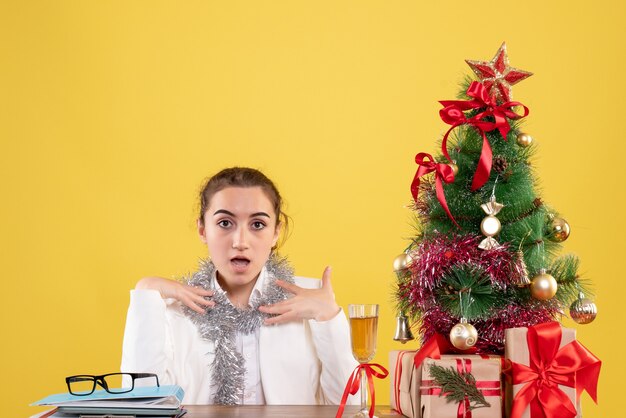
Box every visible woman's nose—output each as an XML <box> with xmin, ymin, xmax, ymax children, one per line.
<box><xmin>232</xmin><ymin>227</ymin><xmax>250</xmax><ymax>250</ymax></box>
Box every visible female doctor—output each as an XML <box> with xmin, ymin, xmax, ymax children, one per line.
<box><xmin>120</xmin><ymin>167</ymin><xmax>358</xmax><ymax>405</ymax></box>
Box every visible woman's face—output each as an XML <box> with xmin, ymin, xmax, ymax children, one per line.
<box><xmin>198</xmin><ymin>186</ymin><xmax>280</xmax><ymax>291</ymax></box>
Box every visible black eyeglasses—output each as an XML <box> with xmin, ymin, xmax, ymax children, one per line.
<box><xmin>66</xmin><ymin>372</ymin><xmax>160</xmax><ymax>396</ymax></box>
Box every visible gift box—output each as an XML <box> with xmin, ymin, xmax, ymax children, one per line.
<box><xmin>504</xmin><ymin>322</ymin><xmax>601</xmax><ymax>418</ymax></box>
<box><xmin>390</xmin><ymin>347</ymin><xmax>504</xmax><ymax>418</ymax></box>
<box><xmin>390</xmin><ymin>350</ymin><xmax>421</xmax><ymax>418</ymax></box>
<box><xmin>420</xmin><ymin>356</ymin><xmax>502</xmax><ymax>418</ymax></box>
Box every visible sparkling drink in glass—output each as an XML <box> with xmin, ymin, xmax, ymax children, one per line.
<box><xmin>348</xmin><ymin>304</ymin><xmax>379</xmax><ymax>417</ymax></box>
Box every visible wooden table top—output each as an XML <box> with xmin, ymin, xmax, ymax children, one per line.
<box><xmin>183</xmin><ymin>405</ymin><xmax>403</xmax><ymax>417</ymax></box>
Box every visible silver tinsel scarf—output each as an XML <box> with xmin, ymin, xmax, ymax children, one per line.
<box><xmin>181</xmin><ymin>254</ymin><xmax>295</xmax><ymax>405</ymax></box>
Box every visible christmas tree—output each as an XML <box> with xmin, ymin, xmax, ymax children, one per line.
<box><xmin>394</xmin><ymin>43</ymin><xmax>598</xmax><ymax>354</ymax></box>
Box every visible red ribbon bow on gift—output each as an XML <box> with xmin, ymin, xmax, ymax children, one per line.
<box><xmin>335</xmin><ymin>363</ymin><xmax>389</xmax><ymax>418</ymax></box>
<box><xmin>410</xmin><ymin>152</ymin><xmax>458</xmax><ymax>227</ymax></box>
<box><xmin>439</xmin><ymin>81</ymin><xmax>529</xmax><ymax>191</ymax></box>
<box><xmin>509</xmin><ymin>321</ymin><xmax>602</xmax><ymax>418</ymax></box>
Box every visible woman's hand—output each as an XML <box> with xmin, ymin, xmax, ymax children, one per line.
<box><xmin>259</xmin><ymin>266</ymin><xmax>340</xmax><ymax>325</ymax></box>
<box><xmin>135</xmin><ymin>277</ymin><xmax>214</xmax><ymax>314</ymax></box>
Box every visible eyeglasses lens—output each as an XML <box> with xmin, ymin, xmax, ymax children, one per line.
<box><xmin>103</xmin><ymin>373</ymin><xmax>130</xmax><ymax>393</ymax></box>
<box><xmin>68</xmin><ymin>376</ymin><xmax>95</xmax><ymax>395</ymax></box>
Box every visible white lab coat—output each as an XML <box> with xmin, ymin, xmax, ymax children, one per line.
<box><xmin>120</xmin><ymin>276</ymin><xmax>359</xmax><ymax>405</ymax></box>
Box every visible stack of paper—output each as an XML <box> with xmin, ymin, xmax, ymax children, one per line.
<box><xmin>31</xmin><ymin>385</ymin><xmax>185</xmax><ymax>417</ymax></box>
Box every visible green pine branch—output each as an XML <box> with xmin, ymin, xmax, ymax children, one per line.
<box><xmin>436</xmin><ymin>264</ymin><xmax>498</xmax><ymax>320</ymax></box>
<box><xmin>428</xmin><ymin>364</ymin><xmax>491</xmax><ymax>411</ymax></box>
<box><xmin>550</xmin><ymin>253</ymin><xmax>593</xmax><ymax>305</ymax></box>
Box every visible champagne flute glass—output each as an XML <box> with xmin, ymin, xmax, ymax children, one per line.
<box><xmin>348</xmin><ymin>304</ymin><xmax>379</xmax><ymax>418</ymax></box>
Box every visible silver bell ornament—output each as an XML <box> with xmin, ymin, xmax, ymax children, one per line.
<box><xmin>570</xmin><ymin>292</ymin><xmax>597</xmax><ymax>324</ymax></box>
<box><xmin>393</xmin><ymin>313</ymin><xmax>415</xmax><ymax>343</ymax></box>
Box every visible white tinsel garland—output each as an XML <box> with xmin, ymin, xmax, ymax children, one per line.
<box><xmin>181</xmin><ymin>254</ymin><xmax>295</xmax><ymax>405</ymax></box>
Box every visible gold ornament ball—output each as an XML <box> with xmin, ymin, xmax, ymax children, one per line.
<box><xmin>449</xmin><ymin>321</ymin><xmax>478</xmax><ymax>350</ymax></box>
<box><xmin>549</xmin><ymin>217</ymin><xmax>571</xmax><ymax>242</ymax></box>
<box><xmin>570</xmin><ymin>297</ymin><xmax>598</xmax><ymax>324</ymax></box>
<box><xmin>448</xmin><ymin>162</ymin><xmax>459</xmax><ymax>176</ymax></box>
<box><xmin>530</xmin><ymin>272</ymin><xmax>558</xmax><ymax>300</ymax></box>
<box><xmin>393</xmin><ymin>253</ymin><xmax>413</xmax><ymax>272</ymax></box>
<box><xmin>480</xmin><ymin>215</ymin><xmax>501</xmax><ymax>237</ymax></box>
<box><xmin>516</xmin><ymin>132</ymin><xmax>533</xmax><ymax>147</ymax></box>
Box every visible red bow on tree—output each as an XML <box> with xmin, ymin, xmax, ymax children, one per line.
<box><xmin>410</xmin><ymin>152</ymin><xmax>458</xmax><ymax>227</ymax></box>
<box><xmin>439</xmin><ymin>81</ymin><xmax>529</xmax><ymax>191</ymax></box>
<box><xmin>509</xmin><ymin>322</ymin><xmax>601</xmax><ymax>418</ymax></box>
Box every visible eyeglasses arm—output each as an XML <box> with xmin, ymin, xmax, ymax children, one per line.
<box><xmin>129</xmin><ymin>372</ymin><xmax>160</xmax><ymax>387</ymax></box>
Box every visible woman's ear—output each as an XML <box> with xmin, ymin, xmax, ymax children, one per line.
<box><xmin>272</xmin><ymin>221</ymin><xmax>282</xmax><ymax>248</ymax></box>
<box><xmin>197</xmin><ymin>219</ymin><xmax>207</xmax><ymax>244</ymax></box>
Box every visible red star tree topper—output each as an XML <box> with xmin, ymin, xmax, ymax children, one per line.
<box><xmin>465</xmin><ymin>42</ymin><xmax>533</xmax><ymax>103</ymax></box>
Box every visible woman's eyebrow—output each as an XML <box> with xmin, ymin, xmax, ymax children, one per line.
<box><xmin>213</xmin><ymin>209</ymin><xmax>270</xmax><ymax>218</ymax></box>
<box><xmin>251</xmin><ymin>212</ymin><xmax>271</xmax><ymax>218</ymax></box>
<box><xmin>213</xmin><ymin>209</ymin><xmax>235</xmax><ymax>216</ymax></box>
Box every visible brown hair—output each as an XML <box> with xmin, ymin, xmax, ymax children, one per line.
<box><xmin>198</xmin><ymin>167</ymin><xmax>290</xmax><ymax>248</ymax></box>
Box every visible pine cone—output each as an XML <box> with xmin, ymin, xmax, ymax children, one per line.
<box><xmin>493</xmin><ymin>156</ymin><xmax>508</xmax><ymax>174</ymax></box>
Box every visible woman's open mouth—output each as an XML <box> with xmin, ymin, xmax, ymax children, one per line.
<box><xmin>230</xmin><ymin>256</ymin><xmax>251</xmax><ymax>272</ymax></box>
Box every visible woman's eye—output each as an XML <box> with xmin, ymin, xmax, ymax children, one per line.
<box><xmin>218</xmin><ymin>220</ymin><xmax>232</xmax><ymax>228</ymax></box>
<box><xmin>251</xmin><ymin>221</ymin><xmax>266</xmax><ymax>230</ymax></box>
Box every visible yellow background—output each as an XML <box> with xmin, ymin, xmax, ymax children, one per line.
<box><xmin>1</xmin><ymin>1</ymin><xmax>624</xmax><ymax>417</ymax></box>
